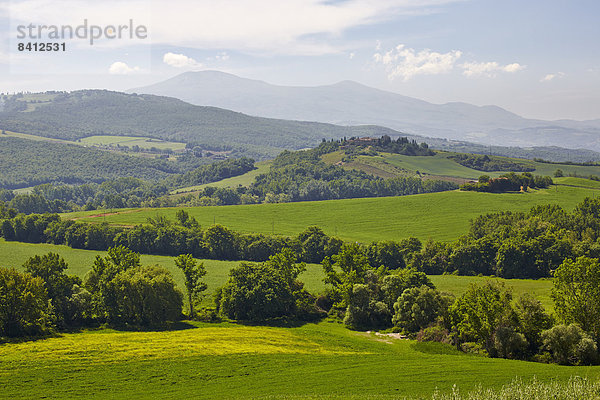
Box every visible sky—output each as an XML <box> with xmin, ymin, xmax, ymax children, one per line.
<box><xmin>1</xmin><ymin>0</ymin><xmax>599</xmax><ymax>121</ymax></box>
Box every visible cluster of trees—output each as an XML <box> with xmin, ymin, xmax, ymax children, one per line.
<box><xmin>318</xmin><ymin>243</ymin><xmax>600</xmax><ymax>365</ymax></box>
<box><xmin>404</xmin><ymin>199</ymin><xmax>600</xmax><ymax>279</ymax></box>
<box><xmin>460</xmin><ymin>172</ymin><xmax>553</xmax><ymax>193</ymax></box>
<box><xmin>448</xmin><ymin>154</ymin><xmax>534</xmax><ymax>172</ymax></box>
<box><xmin>215</xmin><ymin>249</ymin><xmax>323</xmax><ymax>321</ymax></box>
<box><xmin>249</xmin><ymin>142</ymin><xmax>457</xmax><ymax>202</ymax></box>
<box><xmin>0</xmin><ymin>247</ymin><xmax>210</xmax><ymax>338</ymax></box>
<box><xmin>343</xmin><ymin>135</ymin><xmax>434</xmax><ymax>156</ymax></box>
<box><xmin>167</xmin><ymin>157</ymin><xmax>255</xmax><ymax>189</ymax></box>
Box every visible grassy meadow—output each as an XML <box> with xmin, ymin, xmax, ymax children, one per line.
<box><xmin>321</xmin><ymin>150</ymin><xmax>600</xmax><ymax>181</ymax></box>
<box><xmin>1</xmin><ymin>321</ymin><xmax>599</xmax><ymax>399</ymax></box>
<box><xmin>64</xmin><ymin>183</ymin><xmax>598</xmax><ymax>243</ymax></box>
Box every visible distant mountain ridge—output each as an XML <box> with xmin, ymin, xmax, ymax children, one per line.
<box><xmin>129</xmin><ymin>70</ymin><xmax>600</xmax><ymax>151</ymax></box>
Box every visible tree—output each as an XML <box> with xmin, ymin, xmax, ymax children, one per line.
<box><xmin>174</xmin><ymin>254</ymin><xmax>207</xmax><ymax>319</ymax></box>
<box><xmin>344</xmin><ymin>284</ymin><xmax>391</xmax><ymax>330</ymax></box>
<box><xmin>392</xmin><ymin>286</ymin><xmax>451</xmax><ymax>333</ymax></box>
<box><xmin>514</xmin><ymin>293</ymin><xmax>553</xmax><ymax>353</ymax></box>
<box><xmin>105</xmin><ymin>265</ymin><xmax>183</xmax><ymax>326</ymax></box>
<box><xmin>23</xmin><ymin>253</ymin><xmax>79</xmax><ymax>327</ymax></box>
<box><xmin>216</xmin><ymin>249</ymin><xmax>310</xmax><ymax>321</ymax></box>
<box><xmin>84</xmin><ymin>246</ymin><xmax>142</xmax><ymax>319</ymax></box>
<box><xmin>552</xmin><ymin>256</ymin><xmax>600</xmax><ymax>337</ymax></box>
<box><xmin>380</xmin><ymin>269</ymin><xmax>434</xmax><ymax>310</ymax></box>
<box><xmin>542</xmin><ymin>324</ymin><xmax>598</xmax><ymax>365</ymax></box>
<box><xmin>449</xmin><ymin>282</ymin><xmax>516</xmax><ymax>355</ymax></box>
<box><xmin>204</xmin><ymin>224</ymin><xmax>236</xmax><ymax>260</ymax></box>
<box><xmin>0</xmin><ymin>267</ymin><xmax>53</xmax><ymax>337</ymax></box>
<box><xmin>322</xmin><ymin>243</ymin><xmax>371</xmax><ymax>309</ymax></box>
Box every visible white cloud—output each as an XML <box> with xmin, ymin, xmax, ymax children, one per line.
<box><xmin>373</xmin><ymin>44</ymin><xmax>462</xmax><ymax>81</ymax></box>
<box><xmin>461</xmin><ymin>61</ymin><xmax>525</xmax><ymax>77</ymax></box>
<box><xmin>540</xmin><ymin>72</ymin><xmax>565</xmax><ymax>82</ymax></box>
<box><xmin>5</xmin><ymin>0</ymin><xmax>464</xmax><ymax>55</ymax></box>
<box><xmin>163</xmin><ymin>52</ymin><xmax>202</xmax><ymax>68</ymax></box>
<box><xmin>215</xmin><ymin>52</ymin><xmax>229</xmax><ymax>61</ymax></box>
<box><xmin>108</xmin><ymin>61</ymin><xmax>140</xmax><ymax>75</ymax></box>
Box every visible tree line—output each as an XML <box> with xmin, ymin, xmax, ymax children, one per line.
<box><xmin>449</xmin><ymin>153</ymin><xmax>534</xmax><ymax>172</ymax></box>
<box><xmin>460</xmin><ymin>172</ymin><xmax>553</xmax><ymax>193</ymax></box>
<box><xmin>4</xmin><ymin>197</ymin><xmax>600</xmax><ymax>280</ymax></box>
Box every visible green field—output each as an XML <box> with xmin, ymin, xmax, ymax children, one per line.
<box><xmin>79</xmin><ymin>135</ymin><xmax>187</xmax><ymax>151</ymax></box>
<box><xmin>64</xmin><ymin>184</ymin><xmax>599</xmax><ymax>243</ymax></box>
<box><xmin>171</xmin><ymin>160</ymin><xmax>273</xmax><ymax>194</ymax></box>
<box><xmin>0</xmin><ymin>240</ymin><xmax>555</xmax><ymax>311</ymax></box>
<box><xmin>1</xmin><ymin>320</ymin><xmax>598</xmax><ymax>399</ymax></box>
<box><xmin>375</xmin><ymin>152</ymin><xmax>600</xmax><ymax>180</ymax></box>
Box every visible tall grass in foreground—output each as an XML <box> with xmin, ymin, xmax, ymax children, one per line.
<box><xmin>431</xmin><ymin>377</ymin><xmax>600</xmax><ymax>400</ymax></box>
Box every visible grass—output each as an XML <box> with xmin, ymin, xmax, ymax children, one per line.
<box><xmin>320</xmin><ymin>151</ymin><xmax>600</xmax><ymax>182</ymax></box>
<box><xmin>1</xmin><ymin>321</ymin><xmax>599</xmax><ymax>399</ymax></box>
<box><xmin>64</xmin><ymin>185</ymin><xmax>599</xmax><ymax>243</ymax></box>
<box><xmin>430</xmin><ymin>275</ymin><xmax>554</xmax><ymax>311</ymax></box>
<box><xmin>170</xmin><ymin>160</ymin><xmax>273</xmax><ymax>194</ymax></box>
<box><xmin>79</xmin><ymin>135</ymin><xmax>187</xmax><ymax>151</ymax></box>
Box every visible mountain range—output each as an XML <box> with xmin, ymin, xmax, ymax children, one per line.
<box><xmin>130</xmin><ymin>70</ymin><xmax>600</xmax><ymax>151</ymax></box>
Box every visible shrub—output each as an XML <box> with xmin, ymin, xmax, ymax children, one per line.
<box><xmin>416</xmin><ymin>324</ymin><xmax>452</xmax><ymax>344</ymax></box>
<box><xmin>541</xmin><ymin>324</ymin><xmax>598</xmax><ymax>365</ymax></box>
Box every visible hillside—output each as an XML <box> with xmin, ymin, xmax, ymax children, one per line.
<box><xmin>0</xmin><ymin>136</ymin><xmax>182</xmax><ymax>189</ymax></box>
<box><xmin>0</xmin><ymin>90</ymin><xmax>405</xmax><ymax>160</ymax></box>
<box><xmin>65</xmin><ymin>181</ymin><xmax>598</xmax><ymax>243</ymax></box>
<box><xmin>130</xmin><ymin>70</ymin><xmax>600</xmax><ymax>151</ymax></box>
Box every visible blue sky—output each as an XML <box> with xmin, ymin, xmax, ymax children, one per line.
<box><xmin>1</xmin><ymin>0</ymin><xmax>599</xmax><ymax>120</ymax></box>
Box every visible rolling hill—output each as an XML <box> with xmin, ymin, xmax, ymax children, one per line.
<box><xmin>0</xmin><ymin>90</ymin><xmax>405</xmax><ymax>160</ymax></box>
<box><xmin>130</xmin><ymin>70</ymin><xmax>600</xmax><ymax>151</ymax></box>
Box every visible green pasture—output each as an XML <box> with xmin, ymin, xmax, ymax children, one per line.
<box><xmin>64</xmin><ymin>185</ymin><xmax>598</xmax><ymax>243</ymax></box>
<box><xmin>1</xmin><ymin>320</ymin><xmax>598</xmax><ymax>399</ymax></box>
<box><xmin>79</xmin><ymin>135</ymin><xmax>187</xmax><ymax>151</ymax></box>
<box><xmin>171</xmin><ymin>160</ymin><xmax>273</xmax><ymax>194</ymax></box>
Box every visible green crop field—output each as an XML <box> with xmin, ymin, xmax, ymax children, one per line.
<box><xmin>171</xmin><ymin>160</ymin><xmax>273</xmax><ymax>194</ymax></box>
<box><xmin>320</xmin><ymin>150</ymin><xmax>600</xmax><ymax>181</ymax></box>
<box><xmin>64</xmin><ymin>184</ymin><xmax>599</xmax><ymax>243</ymax></box>
<box><xmin>1</xmin><ymin>321</ymin><xmax>598</xmax><ymax>399</ymax></box>
<box><xmin>79</xmin><ymin>135</ymin><xmax>187</xmax><ymax>151</ymax></box>
<box><xmin>0</xmin><ymin>240</ymin><xmax>555</xmax><ymax>312</ymax></box>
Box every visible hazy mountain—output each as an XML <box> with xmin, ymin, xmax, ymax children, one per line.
<box><xmin>130</xmin><ymin>71</ymin><xmax>600</xmax><ymax>151</ymax></box>
<box><xmin>0</xmin><ymin>90</ymin><xmax>407</xmax><ymax>160</ymax></box>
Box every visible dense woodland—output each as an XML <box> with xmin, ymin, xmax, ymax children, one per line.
<box><xmin>0</xmin><ymin>136</ymin><xmax>184</xmax><ymax>189</ymax></box>
<box><xmin>448</xmin><ymin>153</ymin><xmax>534</xmax><ymax>172</ymax></box>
